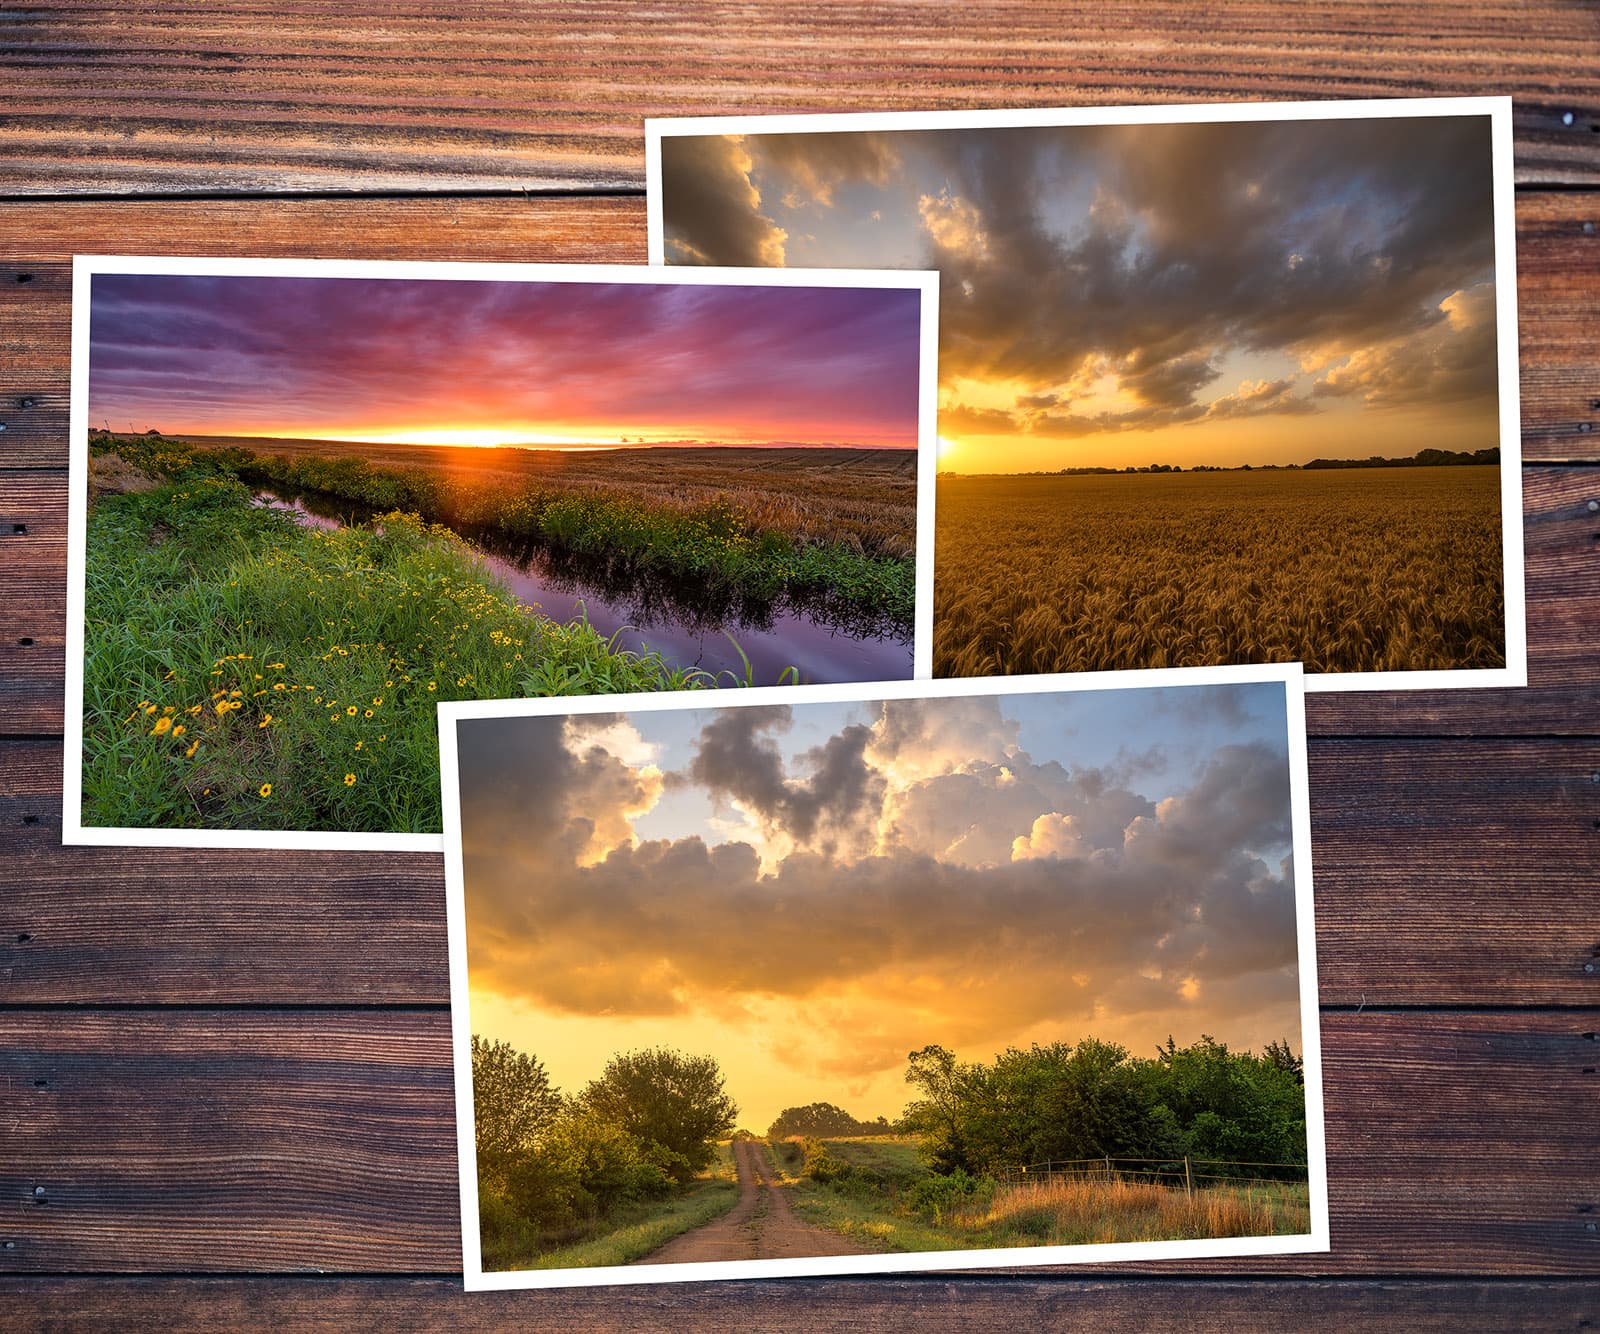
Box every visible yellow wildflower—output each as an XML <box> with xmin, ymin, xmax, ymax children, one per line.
<box><xmin>344</xmin><ymin>773</ymin><xmax>356</xmax><ymax>786</ymax></box>
<box><xmin>185</xmin><ymin>739</ymin><xmax>199</xmax><ymax>758</ymax></box>
<box><xmin>151</xmin><ymin>716</ymin><xmax>173</xmax><ymax>735</ymax></box>
<box><xmin>173</xmin><ymin>724</ymin><xmax>186</xmax><ymax>737</ymax></box>
<box><xmin>143</xmin><ymin>704</ymin><xmax>158</xmax><ymax>715</ymax></box>
<box><xmin>364</xmin><ymin>709</ymin><xmax>374</xmax><ymax>718</ymax></box>
<box><xmin>346</xmin><ymin>705</ymin><xmax>358</xmax><ymax>716</ymax></box>
<box><xmin>258</xmin><ymin>715</ymin><xmax>273</xmax><ymax>728</ymax></box>
<box><xmin>259</xmin><ymin>783</ymin><xmax>272</xmax><ymax>797</ymax></box>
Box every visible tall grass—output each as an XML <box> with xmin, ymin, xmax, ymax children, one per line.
<box><xmin>219</xmin><ymin>441</ymin><xmax>915</xmax><ymax>627</ymax></box>
<box><xmin>935</xmin><ymin>467</ymin><xmax>1505</xmax><ymax>676</ymax></box>
<box><xmin>482</xmin><ymin>1177</ymin><xmax>739</xmax><ymax>1272</ymax></box>
<box><xmin>81</xmin><ymin>472</ymin><xmax>705</xmax><ymax>833</ymax></box>
<box><xmin>955</xmin><ymin>1175</ymin><xmax>1310</xmax><ymax>1246</ymax></box>
<box><xmin>788</xmin><ymin>1135</ymin><xmax>1310</xmax><ymax>1253</ymax></box>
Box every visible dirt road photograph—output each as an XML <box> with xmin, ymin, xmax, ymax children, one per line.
<box><xmin>652</xmin><ymin>102</ymin><xmax>1523</xmax><ymax>686</ymax></box>
<box><xmin>443</xmin><ymin>671</ymin><xmax>1327</xmax><ymax>1286</ymax></box>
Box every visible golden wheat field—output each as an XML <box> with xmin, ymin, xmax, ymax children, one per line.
<box><xmin>934</xmin><ymin>466</ymin><xmax>1506</xmax><ymax>677</ymax></box>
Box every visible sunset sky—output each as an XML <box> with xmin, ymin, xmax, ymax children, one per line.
<box><xmin>88</xmin><ymin>274</ymin><xmax>924</xmax><ymax>449</ymax></box>
<box><xmin>658</xmin><ymin>115</ymin><xmax>1501</xmax><ymax>472</ymax></box>
<box><xmin>458</xmin><ymin>683</ymin><xmax>1303</xmax><ymax>1132</ymax></box>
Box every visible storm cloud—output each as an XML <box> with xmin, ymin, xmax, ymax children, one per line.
<box><xmin>659</xmin><ymin>114</ymin><xmax>1501</xmax><ymax>460</ymax></box>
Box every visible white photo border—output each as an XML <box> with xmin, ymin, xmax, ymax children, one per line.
<box><xmin>440</xmin><ymin>661</ymin><xmax>1329</xmax><ymax>1290</ymax></box>
<box><xmin>64</xmin><ymin>255</ymin><xmax>941</xmax><ymax>851</ymax></box>
<box><xmin>645</xmin><ymin>94</ymin><xmax>1528</xmax><ymax>694</ymax></box>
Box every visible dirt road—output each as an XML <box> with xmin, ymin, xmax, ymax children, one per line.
<box><xmin>633</xmin><ymin>1140</ymin><xmax>876</xmax><ymax>1265</ymax></box>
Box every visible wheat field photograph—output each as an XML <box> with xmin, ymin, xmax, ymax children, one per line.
<box><xmin>444</xmin><ymin>673</ymin><xmax>1325</xmax><ymax>1286</ymax></box>
<box><xmin>69</xmin><ymin>261</ymin><xmax>930</xmax><ymax>840</ymax></box>
<box><xmin>654</xmin><ymin>104</ymin><xmax>1521</xmax><ymax>684</ymax></box>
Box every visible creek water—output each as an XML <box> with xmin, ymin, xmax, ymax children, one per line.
<box><xmin>252</xmin><ymin>488</ymin><xmax>913</xmax><ymax>685</ymax></box>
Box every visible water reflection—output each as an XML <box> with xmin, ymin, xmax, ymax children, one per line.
<box><xmin>252</xmin><ymin>488</ymin><xmax>912</xmax><ymax>685</ymax></box>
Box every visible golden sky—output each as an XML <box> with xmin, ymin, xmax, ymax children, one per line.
<box><xmin>457</xmin><ymin>686</ymin><xmax>1304</xmax><ymax>1131</ymax></box>
<box><xmin>658</xmin><ymin>116</ymin><xmax>1502</xmax><ymax>473</ymax></box>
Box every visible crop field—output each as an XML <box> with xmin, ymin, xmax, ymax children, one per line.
<box><xmin>152</xmin><ymin>433</ymin><xmax>919</xmax><ymax>560</ymax></box>
<box><xmin>934</xmin><ymin>466</ymin><xmax>1506</xmax><ymax>677</ymax></box>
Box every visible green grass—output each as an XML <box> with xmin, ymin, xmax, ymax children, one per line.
<box><xmin>81</xmin><ymin>469</ymin><xmax>705</xmax><ymax>833</ymax></box>
<box><xmin>787</xmin><ymin>1137</ymin><xmax>1310</xmax><ymax>1253</ymax></box>
<box><xmin>814</xmin><ymin>1135</ymin><xmax>925</xmax><ymax>1184</ymax></box>
<box><xmin>489</xmin><ymin>1178</ymin><xmax>741</xmax><ymax>1272</ymax></box>
<box><xmin>230</xmin><ymin>441</ymin><xmax>915</xmax><ymax>628</ymax></box>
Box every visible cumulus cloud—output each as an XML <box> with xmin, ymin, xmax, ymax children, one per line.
<box><xmin>458</xmin><ymin>694</ymin><xmax>1301</xmax><ymax>1080</ymax></box>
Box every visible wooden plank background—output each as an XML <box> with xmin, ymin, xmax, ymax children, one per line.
<box><xmin>2</xmin><ymin>3</ymin><xmax>1597</xmax><ymax>1327</ymax></box>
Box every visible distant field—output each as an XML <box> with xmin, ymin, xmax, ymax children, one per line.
<box><xmin>785</xmin><ymin>1135</ymin><xmax>1310</xmax><ymax>1252</ymax></box>
<box><xmin>142</xmin><ymin>434</ymin><xmax>919</xmax><ymax>559</ymax></box>
<box><xmin>934</xmin><ymin>466</ymin><xmax>1506</xmax><ymax>677</ymax></box>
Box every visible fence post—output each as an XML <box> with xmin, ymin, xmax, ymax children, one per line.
<box><xmin>1104</xmin><ymin>1153</ymin><xmax>1112</xmax><ymax>1182</ymax></box>
<box><xmin>1184</xmin><ymin>1155</ymin><xmax>1193</xmax><ymax>1198</ymax></box>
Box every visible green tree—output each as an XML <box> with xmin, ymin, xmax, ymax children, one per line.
<box><xmin>471</xmin><ymin>1035</ymin><xmax>561</xmax><ymax>1169</ymax></box>
<box><xmin>580</xmin><ymin>1047</ymin><xmax>737</xmax><ymax>1183</ymax></box>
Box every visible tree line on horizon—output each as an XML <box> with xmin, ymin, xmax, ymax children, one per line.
<box><xmin>997</xmin><ymin>445</ymin><xmax>1499</xmax><ymax>477</ymax></box>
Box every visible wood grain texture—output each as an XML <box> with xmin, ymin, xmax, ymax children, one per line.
<box><xmin>2</xmin><ymin>1276</ymin><xmax>1595</xmax><ymax>1332</ymax></box>
<box><xmin>2</xmin><ymin>191</ymin><xmax>1599</xmax><ymax>466</ymax></box>
<box><xmin>5</xmin><ymin>735</ymin><xmax>1599</xmax><ymax>1007</ymax></box>
<box><xmin>0</xmin><ymin>1011</ymin><xmax>1594</xmax><ymax>1275</ymax></box>
<box><xmin>1</xmin><ymin>3</ymin><xmax>1597</xmax><ymax>195</ymax></box>
<box><xmin>3</xmin><ymin>463</ymin><xmax>1594</xmax><ymax>735</ymax></box>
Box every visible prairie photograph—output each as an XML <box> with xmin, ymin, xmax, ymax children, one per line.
<box><xmin>71</xmin><ymin>262</ymin><xmax>929</xmax><ymax>837</ymax></box>
<box><xmin>654</xmin><ymin>105</ymin><xmax>1520</xmax><ymax>683</ymax></box>
<box><xmin>447</xmin><ymin>674</ymin><xmax>1324</xmax><ymax>1284</ymax></box>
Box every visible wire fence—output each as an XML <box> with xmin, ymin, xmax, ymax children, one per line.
<box><xmin>995</xmin><ymin>1155</ymin><xmax>1309</xmax><ymax>1195</ymax></box>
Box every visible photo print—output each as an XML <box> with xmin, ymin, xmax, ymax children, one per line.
<box><xmin>65</xmin><ymin>257</ymin><xmax>938</xmax><ymax>848</ymax></box>
<box><xmin>649</xmin><ymin>97</ymin><xmax>1525</xmax><ymax>691</ymax></box>
<box><xmin>442</xmin><ymin>666</ymin><xmax>1328</xmax><ymax>1288</ymax></box>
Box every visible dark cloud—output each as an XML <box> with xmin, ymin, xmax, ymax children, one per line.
<box><xmin>679</xmin><ymin>705</ymin><xmax>883</xmax><ymax>852</ymax></box>
<box><xmin>660</xmin><ymin>114</ymin><xmax>1500</xmax><ymax>442</ymax></box>
<box><xmin>656</xmin><ymin>137</ymin><xmax>789</xmax><ymax>266</ymax></box>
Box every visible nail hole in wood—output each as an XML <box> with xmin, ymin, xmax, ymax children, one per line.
<box><xmin>15</xmin><ymin>397</ymin><xmax>34</xmax><ymax>410</ymax></box>
<box><xmin>32</xmin><ymin>1079</ymin><xmax>46</xmax><ymax>1088</ymax></box>
<box><xmin>17</xmin><ymin>637</ymin><xmax>33</xmax><ymax>647</ymax></box>
<box><xmin>10</xmin><ymin>523</ymin><xmax>24</xmax><ymax>534</ymax></box>
<box><xmin>1584</xmin><ymin>1067</ymin><xmax>1596</xmax><ymax>1074</ymax></box>
<box><xmin>15</xmin><ymin>932</ymin><xmax>31</xmax><ymax>943</ymax></box>
<box><xmin>21</xmin><ymin>814</ymin><xmax>38</xmax><ymax>826</ymax></box>
<box><xmin>1</xmin><ymin>1241</ymin><xmax>12</xmax><ymax>1249</ymax></box>
<box><xmin>14</xmin><ymin>273</ymin><xmax>31</xmax><ymax>284</ymax></box>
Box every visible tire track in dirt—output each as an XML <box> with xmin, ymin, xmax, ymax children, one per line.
<box><xmin>632</xmin><ymin>1140</ymin><xmax>876</xmax><ymax>1265</ymax></box>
